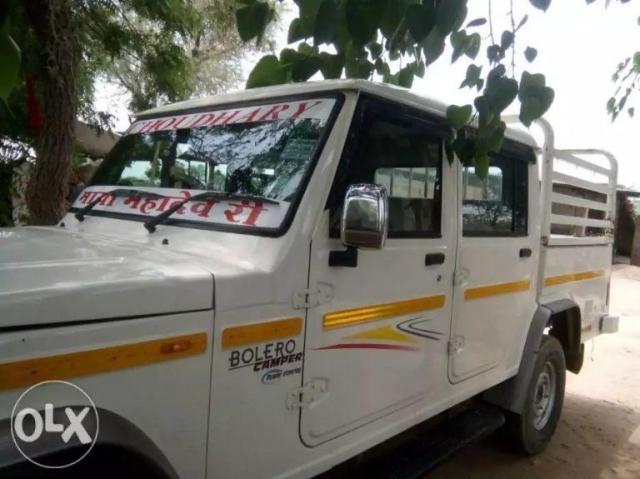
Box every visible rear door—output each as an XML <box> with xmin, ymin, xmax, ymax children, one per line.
<box><xmin>300</xmin><ymin>97</ymin><xmax>457</xmax><ymax>445</ymax></box>
<box><xmin>449</xmin><ymin>143</ymin><xmax>538</xmax><ymax>382</ymax></box>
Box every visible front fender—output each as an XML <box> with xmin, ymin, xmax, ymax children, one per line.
<box><xmin>0</xmin><ymin>407</ymin><xmax>178</xmax><ymax>478</ymax></box>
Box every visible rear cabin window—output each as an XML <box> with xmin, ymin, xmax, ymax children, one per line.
<box><xmin>330</xmin><ymin>108</ymin><xmax>443</xmax><ymax>238</ymax></box>
<box><xmin>462</xmin><ymin>154</ymin><xmax>528</xmax><ymax>236</ymax></box>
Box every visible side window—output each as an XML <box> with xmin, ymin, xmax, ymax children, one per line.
<box><xmin>462</xmin><ymin>154</ymin><xmax>528</xmax><ymax>236</ymax></box>
<box><xmin>330</xmin><ymin>107</ymin><xmax>443</xmax><ymax>238</ymax></box>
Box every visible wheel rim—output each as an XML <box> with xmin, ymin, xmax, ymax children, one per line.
<box><xmin>532</xmin><ymin>360</ymin><xmax>557</xmax><ymax>430</ymax></box>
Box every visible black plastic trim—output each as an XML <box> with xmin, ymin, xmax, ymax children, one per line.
<box><xmin>425</xmin><ymin>252</ymin><xmax>446</xmax><ymax>266</ymax></box>
<box><xmin>328</xmin><ymin>246</ymin><xmax>358</xmax><ymax>267</ymax></box>
<box><xmin>519</xmin><ymin>247</ymin><xmax>533</xmax><ymax>258</ymax></box>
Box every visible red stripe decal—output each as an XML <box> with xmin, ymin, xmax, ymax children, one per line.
<box><xmin>315</xmin><ymin>343</ymin><xmax>419</xmax><ymax>352</ymax></box>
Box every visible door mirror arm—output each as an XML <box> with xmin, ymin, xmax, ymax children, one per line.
<box><xmin>329</xmin><ymin>245</ymin><xmax>358</xmax><ymax>268</ymax></box>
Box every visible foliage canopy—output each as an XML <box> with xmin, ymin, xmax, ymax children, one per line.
<box><xmin>238</xmin><ymin>0</ymin><xmax>637</xmax><ymax>176</ymax></box>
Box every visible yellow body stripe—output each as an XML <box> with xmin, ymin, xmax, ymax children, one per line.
<box><xmin>323</xmin><ymin>295</ymin><xmax>445</xmax><ymax>330</ymax></box>
<box><xmin>345</xmin><ymin>325</ymin><xmax>418</xmax><ymax>344</ymax></box>
<box><xmin>544</xmin><ymin>270</ymin><xmax>605</xmax><ymax>287</ymax></box>
<box><xmin>0</xmin><ymin>332</ymin><xmax>207</xmax><ymax>392</ymax></box>
<box><xmin>222</xmin><ymin>317</ymin><xmax>302</xmax><ymax>349</ymax></box>
<box><xmin>464</xmin><ymin>279</ymin><xmax>531</xmax><ymax>301</ymax></box>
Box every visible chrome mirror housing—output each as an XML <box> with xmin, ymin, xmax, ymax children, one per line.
<box><xmin>340</xmin><ymin>184</ymin><xmax>389</xmax><ymax>250</ymax></box>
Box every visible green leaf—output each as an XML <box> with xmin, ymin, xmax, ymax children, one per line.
<box><xmin>452</xmin><ymin>137</ymin><xmax>475</xmax><ymax>165</ymax></box>
<box><xmin>487</xmin><ymin>44</ymin><xmax>504</xmax><ymax>64</ymax></box>
<box><xmin>517</xmin><ymin>15</ymin><xmax>528</xmax><ymax>30</ymax></box>
<box><xmin>460</xmin><ymin>64</ymin><xmax>482</xmax><ymax>89</ymax></box>
<box><xmin>406</xmin><ymin>4</ymin><xmax>436</xmax><ymax>43</ymax></box>
<box><xmin>518</xmin><ymin>71</ymin><xmax>546</xmax><ymax>101</ymax></box>
<box><xmin>246</xmin><ymin>55</ymin><xmax>286</xmax><ymax>88</ymax></box>
<box><xmin>236</xmin><ymin>2</ymin><xmax>272</xmax><ymax>42</ymax></box>
<box><xmin>446</xmin><ymin>104</ymin><xmax>473</xmax><ymax>129</ymax></box>
<box><xmin>474</xmin><ymin>155</ymin><xmax>490</xmax><ymax>179</ymax></box>
<box><xmin>380</xmin><ymin>0</ymin><xmax>405</xmax><ymax>38</ymax></box>
<box><xmin>291</xmin><ymin>50</ymin><xmax>322</xmax><ymax>81</ymax></box>
<box><xmin>466</xmin><ymin>17</ymin><xmax>487</xmax><ymax>28</ymax></box>
<box><xmin>520</xmin><ymin>96</ymin><xmax>544</xmax><ymax>126</ymax></box>
<box><xmin>633</xmin><ymin>51</ymin><xmax>640</xmax><ymax>72</ymax></box>
<box><xmin>436</xmin><ymin>0</ymin><xmax>467</xmax><ymax>35</ymax></box>
<box><xmin>519</xmin><ymin>71</ymin><xmax>555</xmax><ymax>126</ymax></box>
<box><xmin>398</xmin><ymin>64</ymin><xmax>415</xmax><ymax>88</ymax></box>
<box><xmin>345</xmin><ymin>42</ymin><xmax>374</xmax><ymax>78</ymax></box>
<box><xmin>319</xmin><ymin>52</ymin><xmax>344</xmax><ymax>78</ymax></box>
<box><xmin>482</xmin><ymin>119</ymin><xmax>506</xmax><ymax>153</ymax></box>
<box><xmin>288</xmin><ymin>18</ymin><xmax>307</xmax><ymax>43</ymax></box>
<box><xmin>299</xmin><ymin>0</ymin><xmax>324</xmax><ymax>33</ymax></box>
<box><xmin>450</xmin><ymin>30</ymin><xmax>468</xmax><ymax>63</ymax></box>
<box><xmin>500</xmin><ymin>30</ymin><xmax>514</xmax><ymax>50</ymax></box>
<box><xmin>422</xmin><ymin>28</ymin><xmax>446</xmax><ymax>65</ymax></box>
<box><xmin>485</xmin><ymin>75</ymin><xmax>518</xmax><ymax>113</ymax></box>
<box><xmin>0</xmin><ymin>31</ymin><xmax>20</xmax><ymax>104</ymax></box>
<box><xmin>529</xmin><ymin>0</ymin><xmax>551</xmax><ymax>12</ymax></box>
<box><xmin>346</xmin><ymin>0</ymin><xmax>381</xmax><ymax>47</ymax></box>
<box><xmin>280</xmin><ymin>48</ymin><xmax>298</xmax><ymax>66</ymax></box>
<box><xmin>373</xmin><ymin>58</ymin><xmax>388</xmax><ymax>76</ymax></box>
<box><xmin>524</xmin><ymin>47</ymin><xmax>538</xmax><ymax>62</ymax></box>
<box><xmin>314</xmin><ymin>0</ymin><xmax>338</xmax><ymax>45</ymax></box>
<box><xmin>466</xmin><ymin>33</ymin><xmax>481</xmax><ymax>59</ymax></box>
<box><xmin>367</xmin><ymin>41</ymin><xmax>383</xmax><ymax>59</ymax></box>
<box><xmin>445</xmin><ymin>138</ymin><xmax>455</xmax><ymax>164</ymax></box>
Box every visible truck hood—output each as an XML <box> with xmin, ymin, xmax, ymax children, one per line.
<box><xmin>0</xmin><ymin>227</ymin><xmax>214</xmax><ymax>329</ymax></box>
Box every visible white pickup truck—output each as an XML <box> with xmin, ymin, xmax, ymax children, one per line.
<box><xmin>0</xmin><ymin>80</ymin><xmax>619</xmax><ymax>478</ymax></box>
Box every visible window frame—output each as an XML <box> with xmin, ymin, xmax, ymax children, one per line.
<box><xmin>328</xmin><ymin>95</ymin><xmax>447</xmax><ymax>239</ymax></box>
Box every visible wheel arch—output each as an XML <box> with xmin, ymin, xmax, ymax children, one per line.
<box><xmin>483</xmin><ymin>299</ymin><xmax>582</xmax><ymax>414</ymax></box>
<box><xmin>0</xmin><ymin>407</ymin><xmax>178</xmax><ymax>478</ymax></box>
<box><xmin>545</xmin><ymin>299</ymin><xmax>584</xmax><ymax>374</ymax></box>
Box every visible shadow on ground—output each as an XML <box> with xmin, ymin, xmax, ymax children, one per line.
<box><xmin>428</xmin><ymin>393</ymin><xmax>640</xmax><ymax>479</ymax></box>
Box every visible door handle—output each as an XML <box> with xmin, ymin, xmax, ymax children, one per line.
<box><xmin>519</xmin><ymin>248</ymin><xmax>532</xmax><ymax>258</ymax></box>
<box><xmin>425</xmin><ymin>253</ymin><xmax>445</xmax><ymax>266</ymax></box>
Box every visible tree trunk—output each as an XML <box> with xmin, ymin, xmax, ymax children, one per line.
<box><xmin>25</xmin><ymin>0</ymin><xmax>78</xmax><ymax>225</ymax></box>
<box><xmin>632</xmin><ymin>218</ymin><xmax>640</xmax><ymax>267</ymax></box>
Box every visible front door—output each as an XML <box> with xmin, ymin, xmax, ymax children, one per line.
<box><xmin>300</xmin><ymin>97</ymin><xmax>456</xmax><ymax>446</ymax></box>
<box><xmin>448</xmin><ymin>143</ymin><xmax>538</xmax><ymax>382</ymax></box>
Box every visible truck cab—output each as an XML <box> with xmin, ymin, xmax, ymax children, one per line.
<box><xmin>0</xmin><ymin>80</ymin><xmax>618</xmax><ymax>478</ymax></box>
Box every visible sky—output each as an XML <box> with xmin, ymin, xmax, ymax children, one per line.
<box><xmin>94</xmin><ymin>0</ymin><xmax>640</xmax><ymax>188</ymax></box>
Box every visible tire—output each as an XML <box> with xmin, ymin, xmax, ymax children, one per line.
<box><xmin>505</xmin><ymin>335</ymin><xmax>566</xmax><ymax>455</ymax></box>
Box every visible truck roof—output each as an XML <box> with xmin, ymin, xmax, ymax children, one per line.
<box><xmin>137</xmin><ymin>79</ymin><xmax>538</xmax><ymax>149</ymax></box>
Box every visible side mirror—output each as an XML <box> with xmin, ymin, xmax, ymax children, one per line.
<box><xmin>341</xmin><ymin>183</ymin><xmax>389</xmax><ymax>250</ymax></box>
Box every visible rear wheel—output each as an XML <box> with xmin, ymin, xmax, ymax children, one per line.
<box><xmin>505</xmin><ymin>335</ymin><xmax>566</xmax><ymax>455</ymax></box>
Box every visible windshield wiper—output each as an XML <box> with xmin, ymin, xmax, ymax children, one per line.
<box><xmin>144</xmin><ymin>191</ymin><xmax>279</xmax><ymax>233</ymax></box>
<box><xmin>74</xmin><ymin>188</ymin><xmax>166</xmax><ymax>222</ymax></box>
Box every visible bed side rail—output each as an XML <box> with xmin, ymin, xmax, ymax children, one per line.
<box><xmin>505</xmin><ymin>117</ymin><xmax>618</xmax><ymax>247</ymax></box>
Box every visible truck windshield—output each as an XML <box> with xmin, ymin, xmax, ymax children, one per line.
<box><xmin>77</xmin><ymin>96</ymin><xmax>338</xmax><ymax>232</ymax></box>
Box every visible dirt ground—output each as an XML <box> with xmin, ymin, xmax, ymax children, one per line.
<box><xmin>429</xmin><ymin>264</ymin><xmax>640</xmax><ymax>479</ymax></box>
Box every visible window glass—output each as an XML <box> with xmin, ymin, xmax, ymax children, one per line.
<box><xmin>462</xmin><ymin>155</ymin><xmax>528</xmax><ymax>236</ymax></box>
<box><xmin>81</xmin><ymin>97</ymin><xmax>338</xmax><ymax>232</ymax></box>
<box><xmin>331</xmin><ymin>111</ymin><xmax>442</xmax><ymax>238</ymax></box>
